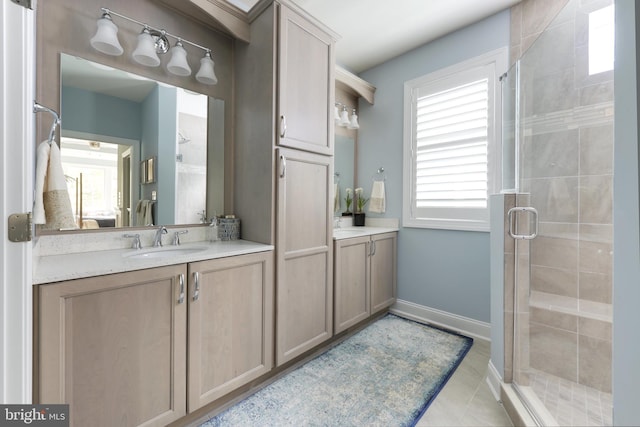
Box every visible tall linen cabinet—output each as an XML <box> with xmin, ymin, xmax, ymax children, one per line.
<box><xmin>235</xmin><ymin>0</ymin><xmax>337</xmax><ymax>366</ymax></box>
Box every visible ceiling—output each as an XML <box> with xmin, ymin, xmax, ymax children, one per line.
<box><xmin>61</xmin><ymin>54</ymin><xmax>157</xmax><ymax>102</ymax></box>
<box><xmin>230</xmin><ymin>0</ymin><xmax>520</xmax><ymax>74</ymax></box>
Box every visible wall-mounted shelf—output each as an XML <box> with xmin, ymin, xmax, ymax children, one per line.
<box><xmin>335</xmin><ymin>66</ymin><xmax>376</xmax><ymax>105</ymax></box>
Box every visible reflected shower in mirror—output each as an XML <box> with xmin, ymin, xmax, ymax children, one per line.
<box><xmin>59</xmin><ymin>53</ymin><xmax>224</xmax><ymax>229</ymax></box>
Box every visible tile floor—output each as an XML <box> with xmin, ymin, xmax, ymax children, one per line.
<box><xmin>417</xmin><ymin>339</ymin><xmax>514</xmax><ymax>426</ymax></box>
<box><xmin>529</xmin><ymin>369</ymin><xmax>612</xmax><ymax>426</ymax></box>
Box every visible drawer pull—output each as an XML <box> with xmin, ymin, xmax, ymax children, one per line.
<box><xmin>193</xmin><ymin>271</ymin><xmax>200</xmax><ymax>301</ymax></box>
<box><xmin>178</xmin><ymin>273</ymin><xmax>185</xmax><ymax>304</ymax></box>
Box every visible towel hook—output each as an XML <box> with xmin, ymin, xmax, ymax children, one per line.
<box><xmin>33</xmin><ymin>102</ymin><xmax>61</xmax><ymax>145</ymax></box>
<box><xmin>373</xmin><ymin>167</ymin><xmax>386</xmax><ymax>181</ymax></box>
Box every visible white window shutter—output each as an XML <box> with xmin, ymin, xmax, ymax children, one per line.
<box><xmin>415</xmin><ymin>78</ymin><xmax>489</xmax><ymax>209</ymax></box>
<box><xmin>403</xmin><ymin>48</ymin><xmax>507</xmax><ymax>231</ymax></box>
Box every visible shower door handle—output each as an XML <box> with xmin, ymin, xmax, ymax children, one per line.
<box><xmin>508</xmin><ymin>207</ymin><xmax>538</xmax><ymax>240</ymax></box>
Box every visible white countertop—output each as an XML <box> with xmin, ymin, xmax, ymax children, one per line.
<box><xmin>34</xmin><ymin>240</ymin><xmax>274</xmax><ymax>285</ymax></box>
<box><xmin>333</xmin><ymin>226</ymin><xmax>398</xmax><ymax>240</ymax></box>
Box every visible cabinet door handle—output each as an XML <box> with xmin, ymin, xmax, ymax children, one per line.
<box><xmin>280</xmin><ymin>155</ymin><xmax>286</xmax><ymax>178</ymax></box>
<box><xmin>370</xmin><ymin>240</ymin><xmax>376</xmax><ymax>256</ymax></box>
<box><xmin>193</xmin><ymin>271</ymin><xmax>200</xmax><ymax>302</ymax></box>
<box><xmin>280</xmin><ymin>115</ymin><xmax>287</xmax><ymax>138</ymax></box>
<box><xmin>178</xmin><ymin>273</ymin><xmax>185</xmax><ymax>304</ymax></box>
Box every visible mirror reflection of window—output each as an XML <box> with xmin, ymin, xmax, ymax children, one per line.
<box><xmin>588</xmin><ymin>4</ymin><xmax>614</xmax><ymax>75</ymax></box>
<box><xmin>61</xmin><ymin>137</ymin><xmax>128</xmax><ymax>228</ymax></box>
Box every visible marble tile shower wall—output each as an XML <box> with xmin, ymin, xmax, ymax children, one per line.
<box><xmin>516</xmin><ymin>0</ymin><xmax>613</xmax><ymax>393</ymax></box>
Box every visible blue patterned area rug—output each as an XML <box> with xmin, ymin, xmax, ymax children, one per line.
<box><xmin>200</xmin><ymin>314</ymin><xmax>473</xmax><ymax>427</ymax></box>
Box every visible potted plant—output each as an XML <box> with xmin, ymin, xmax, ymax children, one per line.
<box><xmin>342</xmin><ymin>188</ymin><xmax>353</xmax><ymax>216</ymax></box>
<box><xmin>353</xmin><ymin>187</ymin><xmax>369</xmax><ymax>226</ymax></box>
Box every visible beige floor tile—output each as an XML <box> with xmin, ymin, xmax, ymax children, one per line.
<box><xmin>416</xmin><ymin>340</ymin><xmax>513</xmax><ymax>427</ymax></box>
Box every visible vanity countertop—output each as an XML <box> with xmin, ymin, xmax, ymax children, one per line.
<box><xmin>333</xmin><ymin>226</ymin><xmax>398</xmax><ymax>240</ymax></box>
<box><xmin>34</xmin><ymin>240</ymin><xmax>274</xmax><ymax>285</ymax></box>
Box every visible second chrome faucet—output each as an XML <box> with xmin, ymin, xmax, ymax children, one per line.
<box><xmin>153</xmin><ymin>226</ymin><xmax>168</xmax><ymax>247</ymax></box>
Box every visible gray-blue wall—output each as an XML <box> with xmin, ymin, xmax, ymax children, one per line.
<box><xmin>358</xmin><ymin>10</ymin><xmax>511</xmax><ymax>323</ymax></box>
<box><xmin>141</xmin><ymin>84</ymin><xmax>176</xmax><ymax>226</ymax></box>
<box><xmin>613</xmin><ymin>1</ymin><xmax>640</xmax><ymax>424</ymax></box>
<box><xmin>61</xmin><ymin>85</ymin><xmax>141</xmax><ymax>140</ymax></box>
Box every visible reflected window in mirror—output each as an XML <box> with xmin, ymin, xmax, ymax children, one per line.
<box><xmin>61</xmin><ymin>137</ymin><xmax>123</xmax><ymax>228</ymax></box>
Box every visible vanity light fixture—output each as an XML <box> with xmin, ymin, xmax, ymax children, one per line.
<box><xmin>90</xmin><ymin>7</ymin><xmax>218</xmax><ymax>84</ymax></box>
<box><xmin>90</xmin><ymin>12</ymin><xmax>124</xmax><ymax>56</ymax></box>
<box><xmin>131</xmin><ymin>26</ymin><xmax>162</xmax><ymax>67</ymax></box>
<box><xmin>347</xmin><ymin>108</ymin><xmax>360</xmax><ymax>130</ymax></box>
<box><xmin>335</xmin><ymin>103</ymin><xmax>360</xmax><ymax>129</ymax></box>
<box><xmin>166</xmin><ymin>40</ymin><xmax>191</xmax><ymax>76</ymax></box>
<box><xmin>339</xmin><ymin>105</ymin><xmax>350</xmax><ymax>127</ymax></box>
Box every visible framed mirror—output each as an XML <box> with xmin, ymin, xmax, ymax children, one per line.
<box><xmin>59</xmin><ymin>53</ymin><xmax>224</xmax><ymax>229</ymax></box>
<box><xmin>334</xmin><ymin>133</ymin><xmax>355</xmax><ymax>215</ymax></box>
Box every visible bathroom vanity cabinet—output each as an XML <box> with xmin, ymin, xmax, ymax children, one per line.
<box><xmin>234</xmin><ymin>1</ymin><xmax>337</xmax><ymax>367</ymax></box>
<box><xmin>334</xmin><ymin>232</ymin><xmax>397</xmax><ymax>334</ymax></box>
<box><xmin>276</xmin><ymin>148</ymin><xmax>333</xmax><ymax>364</ymax></box>
<box><xmin>36</xmin><ymin>250</ymin><xmax>273</xmax><ymax>427</ymax></box>
<box><xmin>37</xmin><ymin>264</ymin><xmax>188</xmax><ymax>426</ymax></box>
<box><xmin>187</xmin><ymin>251</ymin><xmax>273</xmax><ymax>411</ymax></box>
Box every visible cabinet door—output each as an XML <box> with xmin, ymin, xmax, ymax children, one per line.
<box><xmin>277</xmin><ymin>6</ymin><xmax>334</xmax><ymax>155</ymax></box>
<box><xmin>187</xmin><ymin>251</ymin><xmax>274</xmax><ymax>411</ymax></box>
<box><xmin>370</xmin><ymin>232</ymin><xmax>398</xmax><ymax>314</ymax></box>
<box><xmin>276</xmin><ymin>148</ymin><xmax>333</xmax><ymax>365</ymax></box>
<box><xmin>334</xmin><ymin>236</ymin><xmax>371</xmax><ymax>334</ymax></box>
<box><xmin>38</xmin><ymin>265</ymin><xmax>187</xmax><ymax>427</ymax></box>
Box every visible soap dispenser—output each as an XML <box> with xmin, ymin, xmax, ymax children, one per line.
<box><xmin>209</xmin><ymin>214</ymin><xmax>219</xmax><ymax>242</ymax></box>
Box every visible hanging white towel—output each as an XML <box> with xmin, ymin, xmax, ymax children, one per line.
<box><xmin>136</xmin><ymin>200</ymin><xmax>155</xmax><ymax>226</ymax></box>
<box><xmin>143</xmin><ymin>200</ymin><xmax>155</xmax><ymax>226</ymax></box>
<box><xmin>334</xmin><ymin>183</ymin><xmax>340</xmax><ymax>213</ymax></box>
<box><xmin>33</xmin><ymin>141</ymin><xmax>51</xmax><ymax>224</ymax></box>
<box><xmin>368</xmin><ymin>180</ymin><xmax>386</xmax><ymax>214</ymax></box>
<box><xmin>42</xmin><ymin>142</ymin><xmax>77</xmax><ymax>229</ymax></box>
<box><xmin>136</xmin><ymin>200</ymin><xmax>145</xmax><ymax>226</ymax></box>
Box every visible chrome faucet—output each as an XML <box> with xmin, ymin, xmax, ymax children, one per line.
<box><xmin>153</xmin><ymin>226</ymin><xmax>168</xmax><ymax>247</ymax></box>
<box><xmin>123</xmin><ymin>233</ymin><xmax>142</xmax><ymax>249</ymax></box>
<box><xmin>172</xmin><ymin>230</ymin><xmax>188</xmax><ymax>246</ymax></box>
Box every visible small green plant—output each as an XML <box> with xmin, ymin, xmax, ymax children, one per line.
<box><xmin>355</xmin><ymin>188</ymin><xmax>369</xmax><ymax>213</ymax></box>
<box><xmin>344</xmin><ymin>188</ymin><xmax>353</xmax><ymax>213</ymax></box>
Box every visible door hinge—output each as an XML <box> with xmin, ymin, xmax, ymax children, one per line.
<box><xmin>8</xmin><ymin>212</ymin><xmax>33</xmax><ymax>242</ymax></box>
<box><xmin>11</xmin><ymin>0</ymin><xmax>35</xmax><ymax>9</ymax></box>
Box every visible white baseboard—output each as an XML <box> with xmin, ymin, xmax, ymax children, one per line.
<box><xmin>390</xmin><ymin>299</ymin><xmax>491</xmax><ymax>341</ymax></box>
<box><xmin>486</xmin><ymin>360</ymin><xmax>502</xmax><ymax>401</ymax></box>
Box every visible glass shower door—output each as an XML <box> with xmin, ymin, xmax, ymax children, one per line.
<box><xmin>509</xmin><ymin>0</ymin><xmax>614</xmax><ymax>425</ymax></box>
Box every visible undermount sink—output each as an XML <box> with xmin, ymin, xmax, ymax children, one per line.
<box><xmin>333</xmin><ymin>228</ymin><xmax>366</xmax><ymax>237</ymax></box>
<box><xmin>123</xmin><ymin>246</ymin><xmax>208</xmax><ymax>260</ymax></box>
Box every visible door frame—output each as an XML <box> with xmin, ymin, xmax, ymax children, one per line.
<box><xmin>0</xmin><ymin>0</ymin><xmax>36</xmax><ymax>403</ymax></box>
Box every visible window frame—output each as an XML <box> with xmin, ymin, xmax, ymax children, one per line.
<box><xmin>402</xmin><ymin>48</ymin><xmax>507</xmax><ymax>232</ymax></box>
